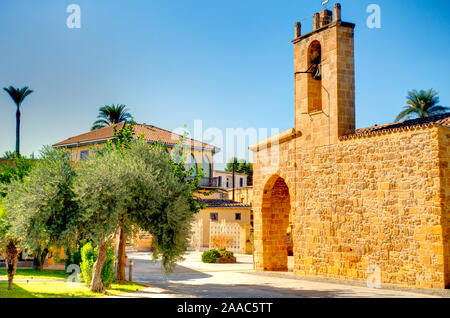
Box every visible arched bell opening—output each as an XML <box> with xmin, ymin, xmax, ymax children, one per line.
<box><xmin>307</xmin><ymin>40</ymin><xmax>323</xmax><ymax>113</ymax></box>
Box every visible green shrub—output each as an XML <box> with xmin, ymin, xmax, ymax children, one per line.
<box><xmin>218</xmin><ymin>250</ymin><xmax>234</xmax><ymax>260</ymax></box>
<box><xmin>80</xmin><ymin>242</ymin><xmax>115</xmax><ymax>287</ymax></box>
<box><xmin>80</xmin><ymin>243</ymin><xmax>96</xmax><ymax>285</ymax></box>
<box><xmin>65</xmin><ymin>241</ymin><xmax>84</xmax><ymax>272</ymax></box>
<box><xmin>102</xmin><ymin>247</ymin><xmax>115</xmax><ymax>287</ymax></box>
<box><xmin>201</xmin><ymin>249</ymin><xmax>220</xmax><ymax>263</ymax></box>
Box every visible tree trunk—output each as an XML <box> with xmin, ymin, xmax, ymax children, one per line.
<box><xmin>5</xmin><ymin>241</ymin><xmax>19</xmax><ymax>290</ymax></box>
<box><xmin>32</xmin><ymin>247</ymin><xmax>40</xmax><ymax>270</ymax></box>
<box><xmin>32</xmin><ymin>256</ymin><xmax>39</xmax><ymax>270</ymax></box>
<box><xmin>38</xmin><ymin>249</ymin><xmax>49</xmax><ymax>271</ymax></box>
<box><xmin>116</xmin><ymin>226</ymin><xmax>127</xmax><ymax>283</ymax></box>
<box><xmin>15</xmin><ymin>107</ymin><xmax>20</xmax><ymax>156</ymax></box>
<box><xmin>90</xmin><ymin>242</ymin><xmax>107</xmax><ymax>293</ymax></box>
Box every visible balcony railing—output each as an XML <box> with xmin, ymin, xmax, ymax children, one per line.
<box><xmin>186</xmin><ymin>176</ymin><xmax>219</xmax><ymax>188</ymax></box>
<box><xmin>200</xmin><ymin>177</ymin><xmax>219</xmax><ymax>188</ymax></box>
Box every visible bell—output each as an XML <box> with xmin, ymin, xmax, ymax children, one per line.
<box><xmin>313</xmin><ymin>64</ymin><xmax>322</xmax><ymax>81</ymax></box>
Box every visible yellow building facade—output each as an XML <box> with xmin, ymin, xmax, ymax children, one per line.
<box><xmin>189</xmin><ymin>190</ymin><xmax>252</xmax><ymax>254</ymax></box>
<box><xmin>192</xmin><ymin>202</ymin><xmax>252</xmax><ymax>255</ymax></box>
<box><xmin>250</xmin><ymin>4</ymin><xmax>450</xmax><ymax>289</ymax></box>
<box><xmin>53</xmin><ymin>123</ymin><xmax>219</xmax><ymax>185</ymax></box>
<box><xmin>228</xmin><ymin>187</ymin><xmax>253</xmax><ymax>206</ymax></box>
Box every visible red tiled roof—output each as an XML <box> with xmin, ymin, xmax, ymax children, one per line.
<box><xmin>199</xmin><ymin>199</ymin><xmax>251</xmax><ymax>208</ymax></box>
<box><xmin>53</xmin><ymin>123</ymin><xmax>219</xmax><ymax>152</ymax></box>
<box><xmin>340</xmin><ymin>113</ymin><xmax>450</xmax><ymax>140</ymax></box>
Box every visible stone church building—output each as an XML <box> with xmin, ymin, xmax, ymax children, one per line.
<box><xmin>249</xmin><ymin>4</ymin><xmax>450</xmax><ymax>289</ymax></box>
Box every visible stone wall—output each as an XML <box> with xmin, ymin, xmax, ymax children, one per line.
<box><xmin>227</xmin><ymin>187</ymin><xmax>254</xmax><ymax>206</ymax></box>
<box><xmin>252</xmin><ymin>126</ymin><xmax>450</xmax><ymax>289</ymax></box>
<box><xmin>438</xmin><ymin>127</ymin><xmax>450</xmax><ymax>286</ymax></box>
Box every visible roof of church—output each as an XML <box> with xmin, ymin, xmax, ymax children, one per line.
<box><xmin>199</xmin><ymin>199</ymin><xmax>251</xmax><ymax>208</ymax></box>
<box><xmin>53</xmin><ymin>122</ymin><xmax>220</xmax><ymax>152</ymax></box>
<box><xmin>341</xmin><ymin>113</ymin><xmax>450</xmax><ymax>140</ymax></box>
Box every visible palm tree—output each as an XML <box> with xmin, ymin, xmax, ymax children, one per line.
<box><xmin>91</xmin><ymin>104</ymin><xmax>132</xmax><ymax>130</ymax></box>
<box><xmin>3</xmin><ymin>86</ymin><xmax>34</xmax><ymax>155</ymax></box>
<box><xmin>395</xmin><ymin>89</ymin><xmax>449</xmax><ymax>122</ymax></box>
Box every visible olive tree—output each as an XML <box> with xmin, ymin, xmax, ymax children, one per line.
<box><xmin>73</xmin><ymin>140</ymin><xmax>199</xmax><ymax>292</ymax></box>
<box><xmin>73</xmin><ymin>149</ymin><xmax>125</xmax><ymax>292</ymax></box>
<box><xmin>107</xmin><ymin>122</ymin><xmax>204</xmax><ymax>283</ymax></box>
<box><xmin>0</xmin><ymin>196</ymin><xmax>20</xmax><ymax>291</ymax></box>
<box><xmin>0</xmin><ymin>153</ymin><xmax>33</xmax><ymax>290</ymax></box>
<box><xmin>106</xmin><ymin>122</ymin><xmax>136</xmax><ymax>283</ymax></box>
<box><xmin>123</xmin><ymin>141</ymin><xmax>202</xmax><ymax>271</ymax></box>
<box><xmin>0</xmin><ymin>199</ymin><xmax>17</xmax><ymax>290</ymax></box>
<box><xmin>4</xmin><ymin>147</ymin><xmax>79</xmax><ymax>271</ymax></box>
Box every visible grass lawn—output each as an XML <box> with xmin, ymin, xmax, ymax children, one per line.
<box><xmin>0</xmin><ymin>268</ymin><xmax>68</xmax><ymax>280</ymax></box>
<box><xmin>0</xmin><ymin>269</ymin><xmax>146</xmax><ymax>298</ymax></box>
<box><xmin>0</xmin><ymin>281</ymin><xmax>146</xmax><ymax>298</ymax></box>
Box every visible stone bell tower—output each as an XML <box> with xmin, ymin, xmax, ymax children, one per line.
<box><xmin>293</xmin><ymin>3</ymin><xmax>355</xmax><ymax>146</ymax></box>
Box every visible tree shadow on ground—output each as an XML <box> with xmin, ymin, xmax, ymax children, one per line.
<box><xmin>126</xmin><ymin>280</ymin><xmax>375</xmax><ymax>298</ymax></box>
<box><xmin>132</xmin><ymin>268</ymin><xmax>211</xmax><ymax>282</ymax></box>
<box><xmin>129</xmin><ymin>256</ymin><xmax>212</xmax><ymax>282</ymax></box>
<box><xmin>133</xmin><ymin>276</ymin><xmax>426</xmax><ymax>298</ymax></box>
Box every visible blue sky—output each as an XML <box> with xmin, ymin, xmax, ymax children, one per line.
<box><xmin>0</xmin><ymin>0</ymin><xmax>449</xmax><ymax>168</ymax></box>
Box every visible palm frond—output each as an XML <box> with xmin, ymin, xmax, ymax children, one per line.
<box><xmin>397</xmin><ymin>88</ymin><xmax>444</xmax><ymax>121</ymax></box>
<box><xmin>395</xmin><ymin>107</ymin><xmax>417</xmax><ymax>122</ymax></box>
<box><xmin>91</xmin><ymin>104</ymin><xmax>133</xmax><ymax>131</ymax></box>
<box><xmin>428</xmin><ymin>105</ymin><xmax>450</xmax><ymax>114</ymax></box>
<box><xmin>3</xmin><ymin>86</ymin><xmax>33</xmax><ymax>107</ymax></box>
<box><xmin>91</xmin><ymin>119</ymin><xmax>112</xmax><ymax>131</ymax></box>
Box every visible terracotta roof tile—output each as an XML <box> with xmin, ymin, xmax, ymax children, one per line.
<box><xmin>53</xmin><ymin>123</ymin><xmax>219</xmax><ymax>152</ymax></box>
<box><xmin>340</xmin><ymin>113</ymin><xmax>450</xmax><ymax>140</ymax></box>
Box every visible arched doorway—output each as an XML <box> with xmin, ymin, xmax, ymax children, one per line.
<box><xmin>260</xmin><ymin>175</ymin><xmax>291</xmax><ymax>271</ymax></box>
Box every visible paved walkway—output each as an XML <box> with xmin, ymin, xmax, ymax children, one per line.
<box><xmin>113</xmin><ymin>252</ymin><xmax>444</xmax><ymax>298</ymax></box>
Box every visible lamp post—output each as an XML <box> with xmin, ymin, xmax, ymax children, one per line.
<box><xmin>128</xmin><ymin>260</ymin><xmax>134</xmax><ymax>282</ymax></box>
<box><xmin>232</xmin><ymin>162</ymin><xmax>235</xmax><ymax>201</ymax></box>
